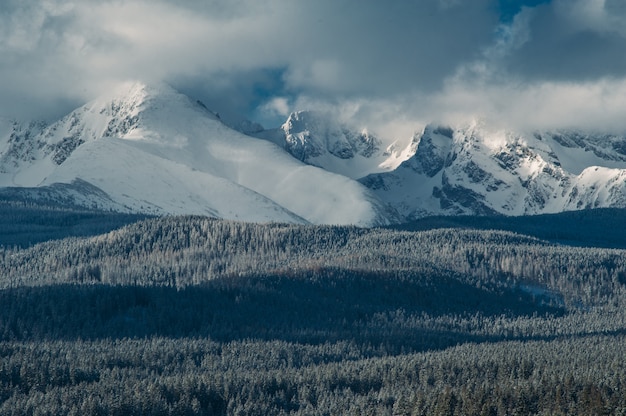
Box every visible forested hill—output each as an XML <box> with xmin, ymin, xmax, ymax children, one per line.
<box><xmin>392</xmin><ymin>208</ymin><xmax>626</xmax><ymax>249</ymax></box>
<box><xmin>3</xmin><ymin>213</ymin><xmax>625</xmax><ymax>305</ymax></box>
<box><xmin>1</xmin><ymin>207</ymin><xmax>626</xmax><ymax>414</ymax></box>
<box><xmin>0</xmin><ymin>195</ymin><xmax>148</xmax><ymax>248</ymax></box>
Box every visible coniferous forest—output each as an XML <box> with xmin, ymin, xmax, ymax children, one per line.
<box><xmin>2</xmin><ymin>197</ymin><xmax>626</xmax><ymax>415</ymax></box>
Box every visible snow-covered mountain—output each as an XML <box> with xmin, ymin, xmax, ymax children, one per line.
<box><xmin>3</xmin><ymin>84</ymin><xmax>626</xmax><ymax>225</ymax></box>
<box><xmin>254</xmin><ymin>111</ymin><xmax>412</xmax><ymax>179</ymax></box>
<box><xmin>0</xmin><ymin>83</ymin><xmax>393</xmax><ymax>226</ymax></box>
<box><xmin>360</xmin><ymin>121</ymin><xmax>626</xmax><ymax>220</ymax></box>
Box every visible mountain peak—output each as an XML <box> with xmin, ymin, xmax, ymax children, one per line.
<box><xmin>361</xmin><ymin>119</ymin><xmax>626</xmax><ymax>220</ymax></box>
<box><xmin>241</xmin><ymin>110</ymin><xmax>415</xmax><ymax>179</ymax></box>
<box><xmin>0</xmin><ymin>84</ymin><xmax>391</xmax><ymax>226</ymax></box>
<box><xmin>107</xmin><ymin>80</ymin><xmax>176</xmax><ymax>101</ymax></box>
<box><xmin>4</xmin><ymin>83</ymin><xmax>626</xmax><ymax>225</ymax></box>
<box><xmin>401</xmin><ymin>124</ymin><xmax>454</xmax><ymax>177</ymax></box>
<box><xmin>97</xmin><ymin>81</ymin><xmax>213</xmax><ymax>118</ymax></box>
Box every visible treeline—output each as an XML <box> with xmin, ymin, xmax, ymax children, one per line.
<box><xmin>0</xmin><ymin>270</ymin><xmax>567</xmax><ymax>346</ymax></box>
<box><xmin>2</xmin><ymin>333</ymin><xmax>625</xmax><ymax>415</ymax></box>
<box><xmin>395</xmin><ymin>208</ymin><xmax>626</xmax><ymax>249</ymax></box>
<box><xmin>0</xmin><ymin>198</ymin><xmax>147</xmax><ymax>248</ymax></box>
<box><xmin>1</xmin><ymin>210</ymin><xmax>626</xmax><ymax>414</ymax></box>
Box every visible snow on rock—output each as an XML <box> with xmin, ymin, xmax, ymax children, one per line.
<box><xmin>0</xmin><ymin>119</ymin><xmax>48</xmax><ymax>187</ymax></box>
<box><xmin>0</xmin><ymin>82</ymin><xmax>391</xmax><ymax>226</ymax></box>
<box><xmin>361</xmin><ymin>122</ymin><xmax>626</xmax><ymax>220</ymax></box>
<box><xmin>254</xmin><ymin>111</ymin><xmax>413</xmax><ymax>179</ymax></box>
<box><xmin>3</xmin><ymin>83</ymin><xmax>626</xmax><ymax>225</ymax></box>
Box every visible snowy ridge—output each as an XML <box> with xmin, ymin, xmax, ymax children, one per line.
<box><xmin>361</xmin><ymin>121</ymin><xmax>626</xmax><ymax>220</ymax></box>
<box><xmin>2</xmin><ymin>83</ymin><xmax>626</xmax><ymax>225</ymax></box>
<box><xmin>254</xmin><ymin>111</ymin><xmax>411</xmax><ymax>179</ymax></box>
<box><xmin>0</xmin><ymin>83</ymin><xmax>391</xmax><ymax>226</ymax></box>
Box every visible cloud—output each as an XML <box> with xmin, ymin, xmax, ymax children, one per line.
<box><xmin>399</xmin><ymin>0</ymin><xmax>626</xmax><ymax>133</ymax></box>
<box><xmin>428</xmin><ymin>77</ymin><xmax>626</xmax><ymax>132</ymax></box>
<box><xmin>0</xmin><ymin>0</ymin><xmax>291</xmax><ymax>119</ymax></box>
<box><xmin>554</xmin><ymin>0</ymin><xmax>626</xmax><ymax>37</ymax></box>
<box><xmin>259</xmin><ymin>96</ymin><xmax>291</xmax><ymax>119</ymax></box>
<box><xmin>0</xmin><ymin>0</ymin><xmax>495</xmax><ymax>121</ymax></box>
<box><xmin>259</xmin><ymin>0</ymin><xmax>626</xmax><ymax>137</ymax></box>
<box><xmin>0</xmin><ymin>0</ymin><xmax>625</xmax><ymax>136</ymax></box>
<box><xmin>494</xmin><ymin>0</ymin><xmax>626</xmax><ymax>82</ymax></box>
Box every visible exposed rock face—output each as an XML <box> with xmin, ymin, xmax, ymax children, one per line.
<box><xmin>361</xmin><ymin>121</ymin><xmax>626</xmax><ymax>220</ymax></box>
<box><xmin>2</xmin><ymin>85</ymin><xmax>626</xmax><ymax>224</ymax></box>
<box><xmin>251</xmin><ymin>110</ymin><xmax>416</xmax><ymax>180</ymax></box>
<box><xmin>280</xmin><ymin>111</ymin><xmax>383</xmax><ymax>162</ymax></box>
<box><xmin>0</xmin><ymin>83</ymin><xmax>392</xmax><ymax>226</ymax></box>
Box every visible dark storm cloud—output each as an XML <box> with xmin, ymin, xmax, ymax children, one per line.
<box><xmin>276</xmin><ymin>0</ymin><xmax>496</xmax><ymax>96</ymax></box>
<box><xmin>495</xmin><ymin>0</ymin><xmax>626</xmax><ymax>82</ymax></box>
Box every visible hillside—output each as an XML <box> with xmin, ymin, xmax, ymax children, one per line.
<box><xmin>0</xmin><ymin>83</ymin><xmax>391</xmax><ymax>226</ymax></box>
<box><xmin>392</xmin><ymin>208</ymin><xmax>626</xmax><ymax>249</ymax></box>
<box><xmin>1</xmin><ymin>206</ymin><xmax>626</xmax><ymax>414</ymax></box>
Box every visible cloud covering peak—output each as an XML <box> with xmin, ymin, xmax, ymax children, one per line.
<box><xmin>1</xmin><ymin>0</ymin><xmax>625</xmax><ymax>136</ymax></box>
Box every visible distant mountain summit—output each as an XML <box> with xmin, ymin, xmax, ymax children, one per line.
<box><xmin>254</xmin><ymin>110</ymin><xmax>412</xmax><ymax>179</ymax></box>
<box><xmin>2</xmin><ymin>84</ymin><xmax>626</xmax><ymax>225</ymax></box>
<box><xmin>360</xmin><ymin>121</ymin><xmax>626</xmax><ymax>220</ymax></box>
<box><xmin>0</xmin><ymin>82</ymin><xmax>392</xmax><ymax>226</ymax></box>
<box><xmin>282</xmin><ymin>111</ymin><xmax>380</xmax><ymax>161</ymax></box>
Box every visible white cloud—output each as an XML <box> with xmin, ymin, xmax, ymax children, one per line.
<box><xmin>424</xmin><ymin>76</ymin><xmax>626</xmax><ymax>132</ymax></box>
<box><xmin>0</xmin><ymin>0</ymin><xmax>496</xmax><ymax>120</ymax></box>
<box><xmin>284</xmin><ymin>59</ymin><xmax>346</xmax><ymax>92</ymax></box>
<box><xmin>554</xmin><ymin>0</ymin><xmax>626</xmax><ymax>37</ymax></box>
<box><xmin>260</xmin><ymin>97</ymin><xmax>291</xmax><ymax>118</ymax></box>
<box><xmin>0</xmin><ymin>0</ymin><xmax>625</xmax><ymax>136</ymax></box>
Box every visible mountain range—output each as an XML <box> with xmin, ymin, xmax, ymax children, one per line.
<box><xmin>2</xmin><ymin>82</ymin><xmax>626</xmax><ymax>225</ymax></box>
<box><xmin>361</xmin><ymin>122</ymin><xmax>626</xmax><ymax>220</ymax></box>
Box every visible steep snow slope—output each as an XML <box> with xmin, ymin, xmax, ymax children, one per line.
<box><xmin>0</xmin><ymin>83</ymin><xmax>391</xmax><ymax>226</ymax></box>
<box><xmin>0</xmin><ymin>119</ymin><xmax>48</xmax><ymax>187</ymax></box>
<box><xmin>254</xmin><ymin>111</ymin><xmax>413</xmax><ymax>179</ymax></box>
<box><xmin>534</xmin><ymin>131</ymin><xmax>626</xmax><ymax>174</ymax></box>
<box><xmin>361</xmin><ymin>121</ymin><xmax>626</xmax><ymax>220</ymax></box>
<box><xmin>4</xmin><ymin>86</ymin><xmax>626</xmax><ymax>225</ymax></box>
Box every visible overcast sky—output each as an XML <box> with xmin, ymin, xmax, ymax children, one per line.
<box><xmin>1</xmin><ymin>0</ymin><xmax>626</xmax><ymax>138</ymax></box>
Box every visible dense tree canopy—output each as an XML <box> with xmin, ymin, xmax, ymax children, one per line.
<box><xmin>1</xmin><ymin>201</ymin><xmax>626</xmax><ymax>414</ymax></box>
